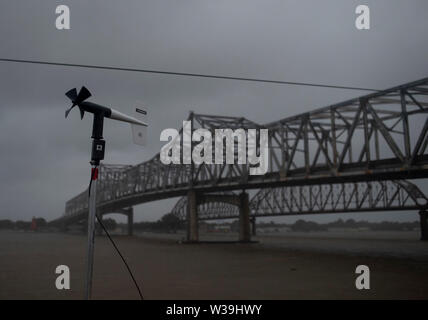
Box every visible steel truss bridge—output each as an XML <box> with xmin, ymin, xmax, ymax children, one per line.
<box><xmin>52</xmin><ymin>78</ymin><xmax>428</xmax><ymax>241</ymax></box>
<box><xmin>172</xmin><ymin>180</ymin><xmax>428</xmax><ymax>221</ymax></box>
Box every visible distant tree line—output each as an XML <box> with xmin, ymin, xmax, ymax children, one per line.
<box><xmin>0</xmin><ymin>216</ymin><xmax>420</xmax><ymax>233</ymax></box>
<box><xmin>131</xmin><ymin>213</ymin><xmax>184</xmax><ymax>233</ymax></box>
<box><xmin>290</xmin><ymin>220</ymin><xmax>328</xmax><ymax>232</ymax></box>
<box><xmin>324</xmin><ymin>218</ymin><xmax>419</xmax><ymax>231</ymax></box>
<box><xmin>257</xmin><ymin>218</ymin><xmax>419</xmax><ymax>232</ymax></box>
<box><xmin>96</xmin><ymin>218</ymin><xmax>117</xmax><ymax>231</ymax></box>
<box><xmin>0</xmin><ymin>218</ymin><xmax>47</xmax><ymax>231</ymax></box>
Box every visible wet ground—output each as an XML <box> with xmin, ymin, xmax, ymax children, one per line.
<box><xmin>1</xmin><ymin>230</ymin><xmax>427</xmax><ymax>299</ymax></box>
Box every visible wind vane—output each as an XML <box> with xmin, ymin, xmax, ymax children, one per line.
<box><xmin>65</xmin><ymin>86</ymin><xmax>147</xmax><ymax>299</ymax></box>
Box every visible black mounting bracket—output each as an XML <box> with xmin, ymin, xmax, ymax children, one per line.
<box><xmin>90</xmin><ymin>113</ymin><xmax>105</xmax><ymax>166</ymax></box>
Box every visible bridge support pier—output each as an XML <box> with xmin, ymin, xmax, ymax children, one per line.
<box><xmin>127</xmin><ymin>208</ymin><xmax>134</xmax><ymax>236</ymax></box>
<box><xmin>420</xmin><ymin>210</ymin><xmax>428</xmax><ymax>241</ymax></box>
<box><xmin>60</xmin><ymin>222</ymin><xmax>67</xmax><ymax>233</ymax></box>
<box><xmin>251</xmin><ymin>217</ymin><xmax>256</xmax><ymax>236</ymax></box>
<box><xmin>187</xmin><ymin>190</ymin><xmax>199</xmax><ymax>242</ymax></box>
<box><xmin>239</xmin><ymin>192</ymin><xmax>251</xmax><ymax>242</ymax></box>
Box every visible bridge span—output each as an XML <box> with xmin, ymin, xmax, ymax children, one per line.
<box><xmin>51</xmin><ymin>78</ymin><xmax>428</xmax><ymax>241</ymax></box>
<box><xmin>170</xmin><ymin>180</ymin><xmax>428</xmax><ymax>241</ymax></box>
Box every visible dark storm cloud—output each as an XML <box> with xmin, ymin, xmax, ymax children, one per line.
<box><xmin>0</xmin><ymin>0</ymin><xmax>427</xmax><ymax>222</ymax></box>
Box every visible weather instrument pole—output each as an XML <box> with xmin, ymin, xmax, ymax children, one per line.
<box><xmin>86</xmin><ymin>164</ymin><xmax>98</xmax><ymax>299</ymax></box>
<box><xmin>65</xmin><ymin>87</ymin><xmax>147</xmax><ymax>300</ymax></box>
<box><xmin>85</xmin><ymin>112</ymin><xmax>105</xmax><ymax>300</ymax></box>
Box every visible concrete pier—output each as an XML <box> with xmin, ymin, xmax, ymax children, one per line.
<box><xmin>187</xmin><ymin>190</ymin><xmax>199</xmax><ymax>242</ymax></box>
<box><xmin>420</xmin><ymin>210</ymin><xmax>428</xmax><ymax>241</ymax></box>
<box><xmin>239</xmin><ymin>192</ymin><xmax>251</xmax><ymax>242</ymax></box>
<box><xmin>127</xmin><ymin>208</ymin><xmax>134</xmax><ymax>236</ymax></box>
<box><xmin>251</xmin><ymin>217</ymin><xmax>256</xmax><ymax>236</ymax></box>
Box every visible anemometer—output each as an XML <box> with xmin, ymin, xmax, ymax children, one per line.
<box><xmin>65</xmin><ymin>86</ymin><xmax>147</xmax><ymax>300</ymax></box>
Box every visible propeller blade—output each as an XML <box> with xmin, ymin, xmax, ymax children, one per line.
<box><xmin>79</xmin><ymin>107</ymin><xmax>85</xmax><ymax>120</ymax></box>
<box><xmin>65</xmin><ymin>104</ymin><xmax>75</xmax><ymax>118</ymax></box>
<box><xmin>65</xmin><ymin>88</ymin><xmax>78</xmax><ymax>101</ymax></box>
<box><xmin>76</xmin><ymin>86</ymin><xmax>91</xmax><ymax>103</ymax></box>
<box><xmin>65</xmin><ymin>87</ymin><xmax>91</xmax><ymax>119</ymax></box>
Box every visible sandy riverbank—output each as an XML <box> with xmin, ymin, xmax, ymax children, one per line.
<box><xmin>1</xmin><ymin>230</ymin><xmax>427</xmax><ymax>299</ymax></box>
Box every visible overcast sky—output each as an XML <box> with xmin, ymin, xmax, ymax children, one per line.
<box><xmin>0</xmin><ymin>0</ymin><xmax>427</xmax><ymax>223</ymax></box>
